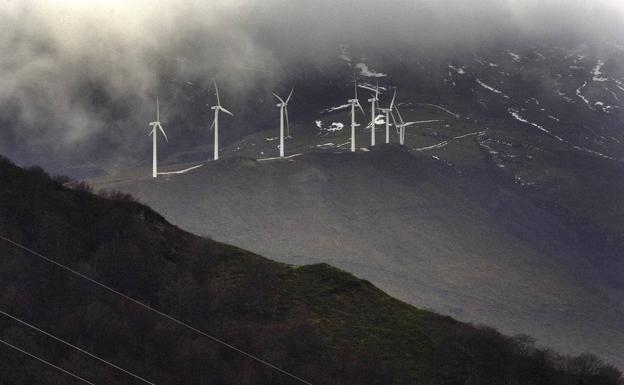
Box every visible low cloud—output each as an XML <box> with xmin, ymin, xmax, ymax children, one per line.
<box><xmin>0</xmin><ymin>0</ymin><xmax>622</xmax><ymax>173</ymax></box>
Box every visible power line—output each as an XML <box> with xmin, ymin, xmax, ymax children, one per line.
<box><xmin>0</xmin><ymin>309</ymin><xmax>155</xmax><ymax>385</ymax></box>
<box><xmin>0</xmin><ymin>337</ymin><xmax>95</xmax><ymax>385</ymax></box>
<box><xmin>0</xmin><ymin>234</ymin><xmax>314</xmax><ymax>385</ymax></box>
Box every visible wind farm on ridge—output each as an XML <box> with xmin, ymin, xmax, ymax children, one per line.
<box><xmin>148</xmin><ymin>74</ymin><xmax>433</xmax><ymax>178</ymax></box>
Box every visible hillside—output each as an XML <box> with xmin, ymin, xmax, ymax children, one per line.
<box><xmin>89</xmin><ymin>123</ymin><xmax>624</xmax><ymax>371</ymax></box>
<box><xmin>1</xmin><ymin>156</ymin><xmax>622</xmax><ymax>384</ymax></box>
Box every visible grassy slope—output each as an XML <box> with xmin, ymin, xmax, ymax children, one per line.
<box><xmin>1</xmin><ymin>156</ymin><xmax>622</xmax><ymax>384</ymax></box>
<box><xmin>90</xmin><ymin>136</ymin><xmax>624</xmax><ymax>369</ymax></box>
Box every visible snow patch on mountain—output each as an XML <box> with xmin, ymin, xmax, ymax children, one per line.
<box><xmin>448</xmin><ymin>65</ymin><xmax>466</xmax><ymax>74</ymax></box>
<box><xmin>509</xmin><ymin>109</ymin><xmax>619</xmax><ymax>161</ymax></box>
<box><xmin>329</xmin><ymin>122</ymin><xmax>345</xmax><ymax>131</ymax></box>
<box><xmin>592</xmin><ymin>60</ymin><xmax>608</xmax><ymax>82</ymax></box>
<box><xmin>576</xmin><ymin>82</ymin><xmax>593</xmax><ymax>109</ymax></box>
<box><xmin>476</xmin><ymin>79</ymin><xmax>510</xmax><ymax>99</ymax></box>
<box><xmin>509</xmin><ymin>108</ymin><xmax>565</xmax><ymax>142</ymax></box>
<box><xmin>316</xmin><ymin>120</ymin><xmax>345</xmax><ymax>132</ymax></box>
<box><xmin>572</xmin><ymin>145</ymin><xmax>619</xmax><ymax>161</ymax></box>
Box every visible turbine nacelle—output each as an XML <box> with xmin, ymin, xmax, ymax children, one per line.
<box><xmin>210</xmin><ymin>105</ymin><xmax>234</xmax><ymax>116</ymax></box>
<box><xmin>148</xmin><ymin>122</ymin><xmax>168</xmax><ymax>142</ymax></box>
<box><xmin>367</xmin><ymin>81</ymin><xmax>380</xmax><ymax>102</ymax></box>
<box><xmin>210</xmin><ymin>80</ymin><xmax>235</xmax><ymax>116</ymax></box>
<box><xmin>273</xmin><ymin>88</ymin><xmax>294</xmax><ymax>107</ymax></box>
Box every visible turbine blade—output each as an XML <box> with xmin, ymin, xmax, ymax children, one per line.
<box><xmin>156</xmin><ymin>96</ymin><xmax>160</xmax><ymax>122</ymax></box>
<box><xmin>375</xmin><ymin>80</ymin><xmax>379</xmax><ymax>99</ymax></box>
<box><xmin>285</xmin><ymin>87</ymin><xmax>294</xmax><ymax>104</ymax></box>
<box><xmin>209</xmin><ymin>116</ymin><xmax>216</xmax><ymax>131</ymax></box>
<box><xmin>391</xmin><ymin>112</ymin><xmax>400</xmax><ymax>135</ymax></box>
<box><xmin>214</xmin><ymin>79</ymin><xmax>221</xmax><ymax>106</ymax></box>
<box><xmin>272</xmin><ymin>92</ymin><xmax>285</xmax><ymax>104</ymax></box>
<box><xmin>394</xmin><ymin>105</ymin><xmax>405</xmax><ymax>125</ymax></box>
<box><xmin>403</xmin><ymin>122</ymin><xmax>418</xmax><ymax>127</ymax></box>
<box><xmin>353</xmin><ymin>73</ymin><xmax>358</xmax><ymax>99</ymax></box>
<box><xmin>358</xmin><ymin>84</ymin><xmax>377</xmax><ymax>93</ymax></box>
<box><xmin>158</xmin><ymin>124</ymin><xmax>168</xmax><ymax>142</ymax></box>
<box><xmin>356</xmin><ymin>100</ymin><xmax>365</xmax><ymax>116</ymax></box>
<box><xmin>219</xmin><ymin>106</ymin><xmax>234</xmax><ymax>116</ymax></box>
<box><xmin>390</xmin><ymin>88</ymin><xmax>397</xmax><ymax>109</ymax></box>
<box><xmin>285</xmin><ymin>106</ymin><xmax>290</xmax><ymax>135</ymax></box>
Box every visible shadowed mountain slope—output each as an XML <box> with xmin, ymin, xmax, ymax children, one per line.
<box><xmin>1</xmin><ymin>156</ymin><xmax>622</xmax><ymax>384</ymax></box>
<box><xmin>90</xmin><ymin>142</ymin><xmax>624</xmax><ymax>369</ymax></box>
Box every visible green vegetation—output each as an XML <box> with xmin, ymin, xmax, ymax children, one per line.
<box><xmin>0</xmin><ymin>155</ymin><xmax>621</xmax><ymax>385</ymax></box>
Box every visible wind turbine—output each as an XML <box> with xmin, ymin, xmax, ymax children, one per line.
<box><xmin>348</xmin><ymin>74</ymin><xmax>365</xmax><ymax>152</ymax></box>
<box><xmin>209</xmin><ymin>79</ymin><xmax>234</xmax><ymax>161</ymax></box>
<box><xmin>391</xmin><ymin>104</ymin><xmax>419</xmax><ymax>146</ymax></box>
<box><xmin>379</xmin><ymin>88</ymin><xmax>397</xmax><ymax>144</ymax></box>
<box><xmin>273</xmin><ymin>88</ymin><xmax>293</xmax><ymax>158</ymax></box>
<box><xmin>367</xmin><ymin>82</ymin><xmax>380</xmax><ymax>146</ymax></box>
<box><xmin>149</xmin><ymin>96</ymin><xmax>168</xmax><ymax>178</ymax></box>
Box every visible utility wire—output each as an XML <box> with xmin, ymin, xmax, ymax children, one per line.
<box><xmin>0</xmin><ymin>234</ymin><xmax>314</xmax><ymax>385</ymax></box>
<box><xmin>0</xmin><ymin>309</ymin><xmax>155</xmax><ymax>385</ymax></box>
<box><xmin>0</xmin><ymin>337</ymin><xmax>95</xmax><ymax>385</ymax></box>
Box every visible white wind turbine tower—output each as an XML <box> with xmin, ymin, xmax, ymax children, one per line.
<box><xmin>149</xmin><ymin>96</ymin><xmax>168</xmax><ymax>178</ymax></box>
<box><xmin>273</xmin><ymin>88</ymin><xmax>294</xmax><ymax>158</ymax></box>
<box><xmin>391</xmin><ymin>103</ymin><xmax>419</xmax><ymax>146</ymax></box>
<box><xmin>367</xmin><ymin>82</ymin><xmax>380</xmax><ymax>146</ymax></box>
<box><xmin>379</xmin><ymin>88</ymin><xmax>397</xmax><ymax>144</ymax></box>
<box><xmin>348</xmin><ymin>75</ymin><xmax>365</xmax><ymax>152</ymax></box>
<box><xmin>209</xmin><ymin>79</ymin><xmax>234</xmax><ymax>161</ymax></box>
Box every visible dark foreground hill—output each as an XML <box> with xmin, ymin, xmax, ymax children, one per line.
<box><xmin>0</xmin><ymin>156</ymin><xmax>622</xmax><ymax>384</ymax></box>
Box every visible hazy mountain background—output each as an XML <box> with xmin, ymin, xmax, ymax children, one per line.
<box><xmin>1</xmin><ymin>0</ymin><xmax>624</xmax><ymax>372</ymax></box>
<box><xmin>1</xmin><ymin>0</ymin><xmax>623</xmax><ymax>176</ymax></box>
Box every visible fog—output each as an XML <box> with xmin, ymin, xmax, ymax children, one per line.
<box><xmin>1</xmin><ymin>0</ymin><xmax>623</xmax><ymax>174</ymax></box>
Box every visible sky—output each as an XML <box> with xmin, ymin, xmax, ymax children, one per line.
<box><xmin>0</xmin><ymin>0</ymin><xmax>623</xmax><ymax>174</ymax></box>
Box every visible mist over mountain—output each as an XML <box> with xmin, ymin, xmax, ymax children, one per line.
<box><xmin>2</xmin><ymin>0</ymin><xmax>624</xmax><ymax>175</ymax></box>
